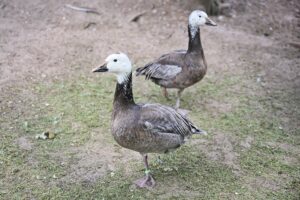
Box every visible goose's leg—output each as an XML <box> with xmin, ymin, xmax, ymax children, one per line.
<box><xmin>134</xmin><ymin>154</ymin><xmax>155</xmax><ymax>188</ymax></box>
<box><xmin>161</xmin><ymin>87</ymin><xmax>171</xmax><ymax>100</ymax></box>
<box><xmin>175</xmin><ymin>89</ymin><xmax>184</xmax><ymax>109</ymax></box>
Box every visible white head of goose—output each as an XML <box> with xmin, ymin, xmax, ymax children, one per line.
<box><xmin>136</xmin><ymin>10</ymin><xmax>216</xmax><ymax>109</ymax></box>
<box><xmin>93</xmin><ymin>53</ymin><xmax>207</xmax><ymax>188</ymax></box>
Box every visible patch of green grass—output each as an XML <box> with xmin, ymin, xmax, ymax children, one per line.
<box><xmin>1</xmin><ymin>75</ymin><xmax>116</xmax><ymax>199</ymax></box>
<box><xmin>1</xmin><ymin>72</ymin><xmax>299</xmax><ymax>199</ymax></box>
<box><xmin>2</xmin><ymin>145</ymin><xmax>240</xmax><ymax>200</ymax></box>
<box><xmin>25</xmin><ymin>75</ymin><xmax>116</xmax><ymax>146</ymax></box>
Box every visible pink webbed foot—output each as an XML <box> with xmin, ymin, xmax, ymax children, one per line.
<box><xmin>134</xmin><ymin>174</ymin><xmax>155</xmax><ymax>188</ymax></box>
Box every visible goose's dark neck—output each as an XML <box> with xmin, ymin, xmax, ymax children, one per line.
<box><xmin>187</xmin><ymin>25</ymin><xmax>203</xmax><ymax>53</ymax></box>
<box><xmin>113</xmin><ymin>73</ymin><xmax>135</xmax><ymax>109</ymax></box>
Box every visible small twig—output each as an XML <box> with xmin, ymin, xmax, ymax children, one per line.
<box><xmin>165</xmin><ymin>32</ymin><xmax>174</xmax><ymax>40</ymax></box>
<box><xmin>84</xmin><ymin>22</ymin><xmax>96</xmax><ymax>29</ymax></box>
<box><xmin>130</xmin><ymin>11</ymin><xmax>147</xmax><ymax>22</ymax></box>
<box><xmin>1</xmin><ymin>4</ymin><xmax>6</xmax><ymax>9</ymax></box>
<box><xmin>65</xmin><ymin>4</ymin><xmax>100</xmax><ymax>15</ymax></box>
<box><xmin>289</xmin><ymin>42</ymin><xmax>300</xmax><ymax>49</ymax></box>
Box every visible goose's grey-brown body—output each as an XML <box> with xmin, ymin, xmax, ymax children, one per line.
<box><xmin>112</xmin><ymin>74</ymin><xmax>201</xmax><ymax>154</ymax></box>
<box><xmin>92</xmin><ymin>53</ymin><xmax>206</xmax><ymax>188</ymax></box>
<box><xmin>136</xmin><ymin>10</ymin><xmax>216</xmax><ymax>108</ymax></box>
<box><xmin>137</xmin><ymin>46</ymin><xmax>207</xmax><ymax>90</ymax></box>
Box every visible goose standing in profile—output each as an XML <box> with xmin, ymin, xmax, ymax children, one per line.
<box><xmin>92</xmin><ymin>53</ymin><xmax>207</xmax><ymax>188</ymax></box>
<box><xmin>136</xmin><ymin>10</ymin><xmax>217</xmax><ymax>109</ymax></box>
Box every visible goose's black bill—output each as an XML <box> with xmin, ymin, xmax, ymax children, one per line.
<box><xmin>92</xmin><ymin>64</ymin><xmax>108</xmax><ymax>72</ymax></box>
<box><xmin>205</xmin><ymin>17</ymin><xmax>217</xmax><ymax>26</ymax></box>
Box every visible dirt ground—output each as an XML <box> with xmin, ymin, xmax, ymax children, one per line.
<box><xmin>0</xmin><ymin>0</ymin><xmax>299</xmax><ymax>199</ymax></box>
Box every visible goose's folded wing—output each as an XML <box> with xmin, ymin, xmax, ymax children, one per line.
<box><xmin>136</xmin><ymin>51</ymin><xmax>186</xmax><ymax>80</ymax></box>
<box><xmin>138</xmin><ymin>104</ymin><xmax>199</xmax><ymax>137</ymax></box>
<box><xmin>136</xmin><ymin>63</ymin><xmax>182</xmax><ymax>80</ymax></box>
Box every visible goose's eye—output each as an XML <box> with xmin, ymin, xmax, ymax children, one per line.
<box><xmin>199</xmin><ymin>15</ymin><xmax>201</xmax><ymax>18</ymax></box>
<box><xmin>113</xmin><ymin>59</ymin><xmax>117</xmax><ymax>62</ymax></box>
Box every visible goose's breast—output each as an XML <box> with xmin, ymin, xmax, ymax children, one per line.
<box><xmin>111</xmin><ymin>112</ymin><xmax>150</xmax><ymax>151</ymax></box>
<box><xmin>111</xmin><ymin>115</ymin><xmax>183</xmax><ymax>153</ymax></box>
<box><xmin>111</xmin><ymin>125</ymin><xmax>158</xmax><ymax>153</ymax></box>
